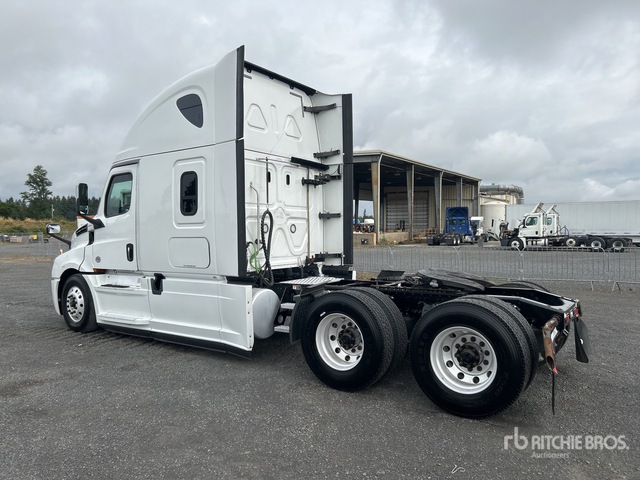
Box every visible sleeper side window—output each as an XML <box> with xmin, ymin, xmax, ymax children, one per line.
<box><xmin>177</xmin><ymin>94</ymin><xmax>203</xmax><ymax>128</ymax></box>
<box><xmin>180</xmin><ymin>171</ymin><xmax>198</xmax><ymax>216</ymax></box>
<box><xmin>105</xmin><ymin>173</ymin><xmax>133</xmax><ymax>217</ymax></box>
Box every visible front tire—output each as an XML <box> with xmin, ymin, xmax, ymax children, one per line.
<box><xmin>410</xmin><ymin>299</ymin><xmax>531</xmax><ymax>418</ymax></box>
<box><xmin>301</xmin><ymin>291</ymin><xmax>395</xmax><ymax>391</ymax></box>
<box><xmin>61</xmin><ymin>275</ymin><xmax>98</xmax><ymax>332</ymax></box>
<box><xmin>509</xmin><ymin>238</ymin><xmax>525</xmax><ymax>250</ymax></box>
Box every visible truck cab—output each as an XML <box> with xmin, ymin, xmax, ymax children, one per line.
<box><xmin>517</xmin><ymin>203</ymin><xmax>560</xmax><ymax>242</ymax></box>
<box><xmin>47</xmin><ymin>46</ymin><xmax>353</xmax><ymax>356</ymax></box>
<box><xmin>444</xmin><ymin>206</ymin><xmax>475</xmax><ymax>242</ymax></box>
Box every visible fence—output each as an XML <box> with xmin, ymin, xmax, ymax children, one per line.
<box><xmin>4</xmin><ymin>234</ymin><xmax>638</xmax><ymax>286</ymax></box>
<box><xmin>0</xmin><ymin>232</ymin><xmax>72</xmax><ymax>257</ymax></box>
<box><xmin>354</xmin><ymin>244</ymin><xmax>640</xmax><ymax>286</ymax></box>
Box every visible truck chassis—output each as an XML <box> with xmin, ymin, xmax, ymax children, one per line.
<box><xmin>55</xmin><ymin>266</ymin><xmax>590</xmax><ymax>418</ymax></box>
<box><xmin>503</xmin><ymin>233</ymin><xmax>631</xmax><ymax>251</ymax></box>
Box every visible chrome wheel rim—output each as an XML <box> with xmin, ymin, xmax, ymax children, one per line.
<box><xmin>430</xmin><ymin>326</ymin><xmax>497</xmax><ymax>394</ymax></box>
<box><xmin>315</xmin><ymin>313</ymin><xmax>364</xmax><ymax>371</ymax></box>
<box><xmin>65</xmin><ymin>286</ymin><xmax>85</xmax><ymax>323</ymax></box>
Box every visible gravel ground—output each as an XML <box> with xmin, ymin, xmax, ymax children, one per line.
<box><xmin>1</xmin><ymin>244</ymin><xmax>638</xmax><ymax>479</ymax></box>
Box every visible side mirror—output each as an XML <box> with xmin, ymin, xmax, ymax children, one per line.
<box><xmin>45</xmin><ymin>223</ymin><xmax>71</xmax><ymax>247</ymax></box>
<box><xmin>46</xmin><ymin>224</ymin><xmax>61</xmax><ymax>235</ymax></box>
<box><xmin>77</xmin><ymin>183</ymin><xmax>89</xmax><ymax>215</ymax></box>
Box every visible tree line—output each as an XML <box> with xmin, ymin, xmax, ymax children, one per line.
<box><xmin>0</xmin><ymin>165</ymin><xmax>100</xmax><ymax>220</ymax></box>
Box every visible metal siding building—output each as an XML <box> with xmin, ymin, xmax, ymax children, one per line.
<box><xmin>353</xmin><ymin>150</ymin><xmax>481</xmax><ymax>240</ymax></box>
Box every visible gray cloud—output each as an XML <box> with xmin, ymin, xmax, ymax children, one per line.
<box><xmin>1</xmin><ymin>0</ymin><xmax>638</xmax><ymax>204</ymax></box>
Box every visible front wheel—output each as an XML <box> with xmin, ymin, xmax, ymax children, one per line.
<box><xmin>509</xmin><ymin>238</ymin><xmax>524</xmax><ymax>250</ymax></box>
<box><xmin>410</xmin><ymin>299</ymin><xmax>531</xmax><ymax>418</ymax></box>
<box><xmin>61</xmin><ymin>274</ymin><xmax>98</xmax><ymax>332</ymax></box>
<box><xmin>300</xmin><ymin>291</ymin><xmax>395</xmax><ymax>391</ymax></box>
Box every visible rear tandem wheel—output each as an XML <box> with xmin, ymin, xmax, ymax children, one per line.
<box><xmin>455</xmin><ymin>295</ymin><xmax>538</xmax><ymax>390</ymax></box>
<box><xmin>409</xmin><ymin>298</ymin><xmax>532</xmax><ymax>418</ymax></box>
<box><xmin>589</xmin><ymin>237</ymin><xmax>606</xmax><ymax>250</ymax></box>
<box><xmin>351</xmin><ymin>287</ymin><xmax>409</xmax><ymax>372</ymax></box>
<box><xmin>300</xmin><ymin>291</ymin><xmax>396</xmax><ymax>391</ymax></box>
<box><xmin>607</xmin><ymin>238</ymin><xmax>626</xmax><ymax>252</ymax></box>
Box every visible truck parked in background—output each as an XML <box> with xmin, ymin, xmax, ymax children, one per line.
<box><xmin>45</xmin><ymin>47</ymin><xmax>590</xmax><ymax>418</ymax></box>
<box><xmin>498</xmin><ymin>203</ymin><xmax>633</xmax><ymax>250</ymax></box>
<box><xmin>505</xmin><ymin>201</ymin><xmax>640</xmax><ymax>247</ymax></box>
<box><xmin>427</xmin><ymin>207</ymin><xmax>484</xmax><ymax>245</ymax></box>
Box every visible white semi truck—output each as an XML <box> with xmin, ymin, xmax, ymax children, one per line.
<box><xmin>46</xmin><ymin>47</ymin><xmax>590</xmax><ymax>418</ymax></box>
<box><xmin>508</xmin><ymin>201</ymin><xmax>640</xmax><ymax>247</ymax></box>
<box><xmin>498</xmin><ymin>203</ymin><xmax>633</xmax><ymax>251</ymax></box>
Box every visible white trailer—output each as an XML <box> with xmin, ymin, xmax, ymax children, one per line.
<box><xmin>46</xmin><ymin>47</ymin><xmax>590</xmax><ymax>418</ymax></box>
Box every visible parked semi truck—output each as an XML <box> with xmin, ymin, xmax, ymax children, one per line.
<box><xmin>46</xmin><ymin>47</ymin><xmax>590</xmax><ymax>418</ymax></box>
<box><xmin>427</xmin><ymin>207</ymin><xmax>484</xmax><ymax>245</ymax></box>
<box><xmin>506</xmin><ymin>201</ymin><xmax>640</xmax><ymax>247</ymax></box>
<box><xmin>498</xmin><ymin>203</ymin><xmax>633</xmax><ymax>251</ymax></box>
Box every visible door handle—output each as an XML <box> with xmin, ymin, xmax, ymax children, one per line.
<box><xmin>126</xmin><ymin>243</ymin><xmax>134</xmax><ymax>262</ymax></box>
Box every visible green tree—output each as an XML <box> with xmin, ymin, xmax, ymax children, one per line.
<box><xmin>0</xmin><ymin>197</ymin><xmax>26</xmax><ymax>220</ymax></box>
<box><xmin>21</xmin><ymin>165</ymin><xmax>53</xmax><ymax>219</ymax></box>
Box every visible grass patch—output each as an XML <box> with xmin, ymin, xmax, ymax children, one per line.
<box><xmin>0</xmin><ymin>217</ymin><xmax>77</xmax><ymax>234</ymax></box>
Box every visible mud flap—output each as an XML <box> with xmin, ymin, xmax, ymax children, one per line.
<box><xmin>574</xmin><ymin>317</ymin><xmax>591</xmax><ymax>363</ymax></box>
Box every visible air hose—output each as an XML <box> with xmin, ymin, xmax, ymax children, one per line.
<box><xmin>259</xmin><ymin>209</ymin><xmax>274</xmax><ymax>287</ymax></box>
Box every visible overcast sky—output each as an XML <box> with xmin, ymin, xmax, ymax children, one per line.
<box><xmin>1</xmin><ymin>0</ymin><xmax>639</xmax><ymax>205</ymax></box>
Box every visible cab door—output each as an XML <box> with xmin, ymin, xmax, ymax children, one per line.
<box><xmin>519</xmin><ymin>214</ymin><xmax>540</xmax><ymax>238</ymax></box>
<box><xmin>85</xmin><ymin>164</ymin><xmax>139</xmax><ymax>272</ymax></box>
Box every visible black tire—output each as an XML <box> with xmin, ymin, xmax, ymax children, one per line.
<box><xmin>497</xmin><ymin>282</ymin><xmax>550</xmax><ymax>367</ymax></box>
<box><xmin>564</xmin><ymin>237</ymin><xmax>578</xmax><ymax>247</ymax></box>
<box><xmin>61</xmin><ymin>274</ymin><xmax>98</xmax><ymax>332</ymax></box>
<box><xmin>410</xmin><ymin>298</ymin><xmax>531</xmax><ymax>418</ymax></box>
<box><xmin>352</xmin><ymin>287</ymin><xmax>408</xmax><ymax>372</ymax></box>
<box><xmin>300</xmin><ymin>291</ymin><xmax>395</xmax><ymax>391</ymax></box>
<box><xmin>501</xmin><ymin>280</ymin><xmax>550</xmax><ymax>293</ymax></box>
<box><xmin>509</xmin><ymin>238</ymin><xmax>524</xmax><ymax>250</ymax></box>
<box><xmin>589</xmin><ymin>237</ymin><xmax>605</xmax><ymax>250</ymax></box>
<box><xmin>457</xmin><ymin>296</ymin><xmax>538</xmax><ymax>390</ymax></box>
<box><xmin>607</xmin><ymin>238</ymin><xmax>626</xmax><ymax>252</ymax></box>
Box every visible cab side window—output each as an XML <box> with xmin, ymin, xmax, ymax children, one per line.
<box><xmin>180</xmin><ymin>171</ymin><xmax>198</xmax><ymax>216</ymax></box>
<box><xmin>525</xmin><ymin>216</ymin><xmax>538</xmax><ymax>227</ymax></box>
<box><xmin>105</xmin><ymin>173</ymin><xmax>133</xmax><ymax>217</ymax></box>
